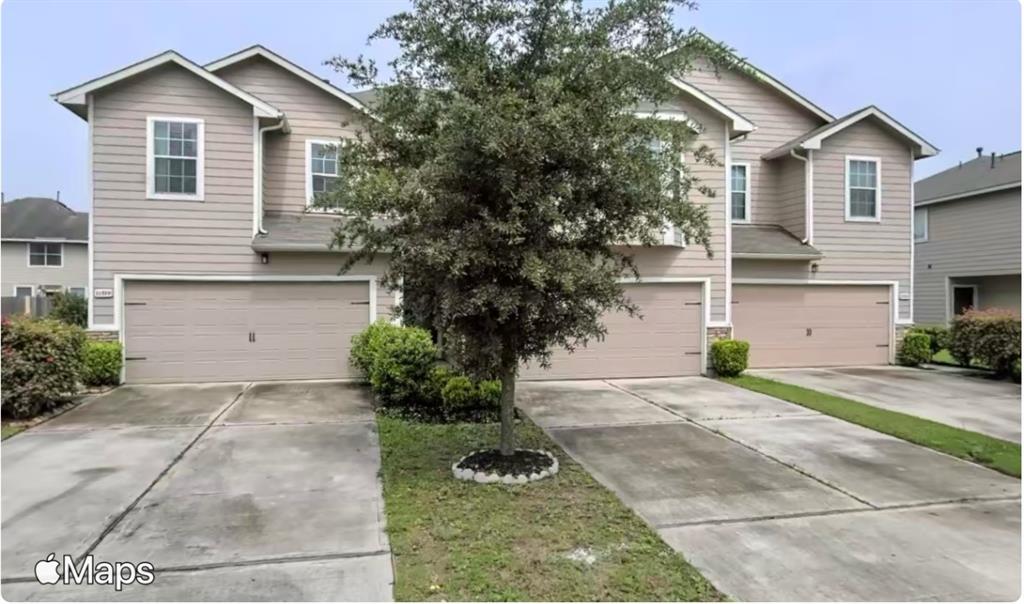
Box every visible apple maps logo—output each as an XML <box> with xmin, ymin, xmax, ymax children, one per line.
<box><xmin>35</xmin><ymin>553</ymin><xmax>156</xmax><ymax>591</ymax></box>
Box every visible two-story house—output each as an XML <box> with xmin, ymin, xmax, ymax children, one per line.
<box><xmin>1</xmin><ymin>197</ymin><xmax>89</xmax><ymax>299</ymax></box>
<box><xmin>913</xmin><ymin>149</ymin><xmax>1021</xmax><ymax>324</ymax></box>
<box><xmin>53</xmin><ymin>38</ymin><xmax>935</xmax><ymax>383</ymax></box>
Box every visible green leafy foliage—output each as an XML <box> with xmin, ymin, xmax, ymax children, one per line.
<box><xmin>949</xmin><ymin>309</ymin><xmax>1021</xmax><ymax>376</ymax></box>
<box><xmin>367</xmin><ymin>324</ymin><xmax>438</xmax><ymax>407</ymax></box>
<box><xmin>49</xmin><ymin>291</ymin><xmax>87</xmax><ymax>327</ymax></box>
<box><xmin>441</xmin><ymin>374</ymin><xmax>501</xmax><ymax>420</ymax></box>
<box><xmin>897</xmin><ymin>332</ymin><xmax>932</xmax><ymax>367</ymax></box>
<box><xmin>710</xmin><ymin>339</ymin><xmax>749</xmax><ymax>377</ymax></box>
<box><xmin>908</xmin><ymin>325</ymin><xmax>948</xmax><ymax>355</ymax></box>
<box><xmin>322</xmin><ymin>0</ymin><xmax>732</xmax><ymax>450</ymax></box>
<box><xmin>1</xmin><ymin>316</ymin><xmax>86</xmax><ymax>419</ymax></box>
<box><xmin>350</xmin><ymin>319</ymin><xmax>405</xmax><ymax>377</ymax></box>
<box><xmin>81</xmin><ymin>341</ymin><xmax>122</xmax><ymax>386</ymax></box>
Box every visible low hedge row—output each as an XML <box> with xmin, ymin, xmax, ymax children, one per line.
<box><xmin>351</xmin><ymin>320</ymin><xmax>500</xmax><ymax>421</ymax></box>
<box><xmin>949</xmin><ymin>309</ymin><xmax>1021</xmax><ymax>378</ymax></box>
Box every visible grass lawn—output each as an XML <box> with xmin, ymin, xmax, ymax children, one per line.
<box><xmin>932</xmin><ymin>348</ymin><xmax>989</xmax><ymax>369</ymax></box>
<box><xmin>724</xmin><ymin>375</ymin><xmax>1021</xmax><ymax>478</ymax></box>
<box><xmin>1</xmin><ymin>424</ymin><xmax>26</xmax><ymax>440</ymax></box>
<box><xmin>377</xmin><ymin>415</ymin><xmax>724</xmax><ymax>602</ymax></box>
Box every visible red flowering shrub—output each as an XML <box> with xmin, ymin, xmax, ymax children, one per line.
<box><xmin>949</xmin><ymin>308</ymin><xmax>1021</xmax><ymax>377</ymax></box>
<box><xmin>1</xmin><ymin>316</ymin><xmax>86</xmax><ymax>419</ymax></box>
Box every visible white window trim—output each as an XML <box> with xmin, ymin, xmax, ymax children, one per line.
<box><xmin>13</xmin><ymin>285</ymin><xmax>34</xmax><ymax>297</ymax></box>
<box><xmin>26</xmin><ymin>242</ymin><xmax>63</xmax><ymax>268</ymax></box>
<box><xmin>146</xmin><ymin>116</ymin><xmax>205</xmax><ymax>201</ymax></box>
<box><xmin>305</xmin><ymin>138</ymin><xmax>343</xmax><ymax>212</ymax></box>
<box><xmin>914</xmin><ymin>206</ymin><xmax>928</xmax><ymax>243</ymax></box>
<box><xmin>845</xmin><ymin>155</ymin><xmax>881</xmax><ymax>222</ymax></box>
<box><xmin>729</xmin><ymin>162</ymin><xmax>751</xmax><ymax>224</ymax></box>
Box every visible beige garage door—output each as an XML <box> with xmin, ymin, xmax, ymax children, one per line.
<box><xmin>124</xmin><ymin>281</ymin><xmax>372</xmax><ymax>383</ymax></box>
<box><xmin>732</xmin><ymin>284</ymin><xmax>890</xmax><ymax>368</ymax></box>
<box><xmin>520</xmin><ymin>283</ymin><xmax>703</xmax><ymax>380</ymax></box>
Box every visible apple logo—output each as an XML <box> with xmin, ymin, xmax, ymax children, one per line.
<box><xmin>34</xmin><ymin>553</ymin><xmax>60</xmax><ymax>585</ymax></box>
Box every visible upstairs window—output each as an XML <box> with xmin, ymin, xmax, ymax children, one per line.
<box><xmin>307</xmin><ymin>140</ymin><xmax>341</xmax><ymax>210</ymax></box>
<box><xmin>730</xmin><ymin>163</ymin><xmax>750</xmax><ymax>222</ymax></box>
<box><xmin>846</xmin><ymin>157</ymin><xmax>880</xmax><ymax>221</ymax></box>
<box><xmin>28</xmin><ymin>242</ymin><xmax>62</xmax><ymax>267</ymax></box>
<box><xmin>914</xmin><ymin>207</ymin><xmax>928</xmax><ymax>242</ymax></box>
<box><xmin>147</xmin><ymin>117</ymin><xmax>204</xmax><ymax>200</ymax></box>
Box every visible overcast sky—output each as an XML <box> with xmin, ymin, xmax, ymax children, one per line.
<box><xmin>1</xmin><ymin>0</ymin><xmax>1020</xmax><ymax>211</ymax></box>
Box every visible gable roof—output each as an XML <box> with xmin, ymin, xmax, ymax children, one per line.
<box><xmin>762</xmin><ymin>105</ymin><xmax>938</xmax><ymax>160</ymax></box>
<box><xmin>666</xmin><ymin>77</ymin><xmax>755</xmax><ymax>136</ymax></box>
<box><xmin>205</xmin><ymin>45</ymin><xmax>374</xmax><ymax>118</ymax></box>
<box><xmin>687</xmin><ymin>32</ymin><xmax>833</xmax><ymax>123</ymax></box>
<box><xmin>915</xmin><ymin>151</ymin><xmax>1021</xmax><ymax>206</ymax></box>
<box><xmin>2</xmin><ymin>197</ymin><xmax>88</xmax><ymax>242</ymax></box>
<box><xmin>53</xmin><ymin>50</ymin><xmax>284</xmax><ymax>120</ymax></box>
<box><xmin>732</xmin><ymin>224</ymin><xmax>822</xmax><ymax>259</ymax></box>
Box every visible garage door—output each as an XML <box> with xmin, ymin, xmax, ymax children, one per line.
<box><xmin>123</xmin><ymin>281</ymin><xmax>372</xmax><ymax>383</ymax></box>
<box><xmin>520</xmin><ymin>283</ymin><xmax>703</xmax><ymax>380</ymax></box>
<box><xmin>732</xmin><ymin>284</ymin><xmax>890</xmax><ymax>368</ymax></box>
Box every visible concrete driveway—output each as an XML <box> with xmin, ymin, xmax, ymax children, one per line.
<box><xmin>752</xmin><ymin>365</ymin><xmax>1022</xmax><ymax>442</ymax></box>
<box><xmin>1</xmin><ymin>382</ymin><xmax>392</xmax><ymax>601</ymax></box>
<box><xmin>518</xmin><ymin>377</ymin><xmax>1021</xmax><ymax>601</ymax></box>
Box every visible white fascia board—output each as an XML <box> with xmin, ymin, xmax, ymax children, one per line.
<box><xmin>666</xmin><ymin>76</ymin><xmax>755</xmax><ymax>134</ymax></box>
<box><xmin>206</xmin><ymin>46</ymin><xmax>376</xmax><ymax>120</ymax></box>
<box><xmin>52</xmin><ymin>51</ymin><xmax>284</xmax><ymax>120</ymax></box>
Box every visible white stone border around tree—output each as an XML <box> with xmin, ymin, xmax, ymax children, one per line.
<box><xmin>451</xmin><ymin>448</ymin><xmax>559</xmax><ymax>484</ymax></box>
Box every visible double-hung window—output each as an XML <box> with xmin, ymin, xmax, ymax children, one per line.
<box><xmin>914</xmin><ymin>207</ymin><xmax>928</xmax><ymax>242</ymax></box>
<box><xmin>846</xmin><ymin>156</ymin><xmax>880</xmax><ymax>221</ymax></box>
<box><xmin>147</xmin><ymin>117</ymin><xmax>203</xmax><ymax>200</ymax></box>
<box><xmin>730</xmin><ymin>163</ymin><xmax>750</xmax><ymax>222</ymax></box>
<box><xmin>14</xmin><ymin>286</ymin><xmax>33</xmax><ymax>298</ymax></box>
<box><xmin>306</xmin><ymin>140</ymin><xmax>341</xmax><ymax>210</ymax></box>
<box><xmin>28</xmin><ymin>242</ymin><xmax>62</xmax><ymax>267</ymax></box>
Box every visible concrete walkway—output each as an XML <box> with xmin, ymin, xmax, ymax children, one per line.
<box><xmin>1</xmin><ymin>381</ymin><xmax>393</xmax><ymax>601</ymax></box>
<box><xmin>752</xmin><ymin>365</ymin><xmax>1022</xmax><ymax>442</ymax></box>
<box><xmin>518</xmin><ymin>377</ymin><xmax>1021</xmax><ymax>601</ymax></box>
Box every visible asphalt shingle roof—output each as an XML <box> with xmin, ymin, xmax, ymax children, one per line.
<box><xmin>1</xmin><ymin>197</ymin><xmax>88</xmax><ymax>241</ymax></box>
<box><xmin>732</xmin><ymin>224</ymin><xmax>822</xmax><ymax>258</ymax></box>
<box><xmin>915</xmin><ymin>151</ymin><xmax>1021</xmax><ymax>205</ymax></box>
<box><xmin>253</xmin><ymin>212</ymin><xmax>391</xmax><ymax>253</ymax></box>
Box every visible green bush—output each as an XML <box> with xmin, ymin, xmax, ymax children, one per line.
<box><xmin>897</xmin><ymin>332</ymin><xmax>932</xmax><ymax>367</ymax></box>
<box><xmin>363</xmin><ymin>324</ymin><xmax>438</xmax><ymax>407</ymax></box>
<box><xmin>950</xmin><ymin>309</ymin><xmax>1021</xmax><ymax>376</ymax></box>
<box><xmin>1013</xmin><ymin>358</ymin><xmax>1021</xmax><ymax>384</ymax></box>
<box><xmin>49</xmin><ymin>291</ymin><xmax>88</xmax><ymax>328</ymax></box>
<box><xmin>909</xmin><ymin>325</ymin><xmax>949</xmax><ymax>355</ymax></box>
<box><xmin>440</xmin><ymin>375</ymin><xmax>501</xmax><ymax>421</ymax></box>
<box><xmin>81</xmin><ymin>341</ymin><xmax>122</xmax><ymax>386</ymax></box>
<box><xmin>1</xmin><ymin>316</ymin><xmax>86</xmax><ymax>419</ymax></box>
<box><xmin>710</xmin><ymin>339</ymin><xmax>749</xmax><ymax>377</ymax></box>
<box><xmin>350</xmin><ymin>320</ymin><xmax>404</xmax><ymax>378</ymax></box>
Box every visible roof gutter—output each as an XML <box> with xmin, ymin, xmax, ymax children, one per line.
<box><xmin>789</xmin><ymin>149</ymin><xmax>813</xmax><ymax>244</ymax></box>
<box><xmin>255</xmin><ymin>118</ymin><xmax>288</xmax><ymax>235</ymax></box>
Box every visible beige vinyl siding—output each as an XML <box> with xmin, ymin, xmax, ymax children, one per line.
<box><xmin>774</xmin><ymin>156</ymin><xmax>806</xmax><ymax>239</ymax></box>
<box><xmin>683</xmin><ymin>59</ymin><xmax>825</xmax><ymax>225</ymax></box>
<box><xmin>914</xmin><ymin>188</ymin><xmax>1022</xmax><ymax>324</ymax></box>
<box><xmin>0</xmin><ymin>242</ymin><xmax>89</xmax><ymax>295</ymax></box>
<box><xmin>91</xmin><ymin>63</ymin><xmax>395</xmax><ymax>326</ymax></box>
<box><xmin>215</xmin><ymin>57</ymin><xmax>364</xmax><ymax>215</ymax></box>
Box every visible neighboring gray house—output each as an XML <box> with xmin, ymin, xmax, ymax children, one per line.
<box><xmin>913</xmin><ymin>150</ymin><xmax>1021</xmax><ymax>325</ymax></box>
<box><xmin>1</xmin><ymin>197</ymin><xmax>89</xmax><ymax>299</ymax></box>
<box><xmin>53</xmin><ymin>38</ymin><xmax>935</xmax><ymax>383</ymax></box>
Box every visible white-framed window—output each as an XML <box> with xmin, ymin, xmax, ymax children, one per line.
<box><xmin>68</xmin><ymin>287</ymin><xmax>87</xmax><ymax>298</ymax></box>
<box><xmin>914</xmin><ymin>207</ymin><xmax>928</xmax><ymax>242</ymax></box>
<box><xmin>146</xmin><ymin>116</ymin><xmax>204</xmax><ymax>201</ymax></box>
<box><xmin>306</xmin><ymin>139</ymin><xmax>342</xmax><ymax>210</ymax></box>
<box><xmin>845</xmin><ymin>156</ymin><xmax>881</xmax><ymax>221</ymax></box>
<box><xmin>27</xmin><ymin>242</ymin><xmax>62</xmax><ymax>267</ymax></box>
<box><xmin>730</xmin><ymin>163</ymin><xmax>750</xmax><ymax>222</ymax></box>
<box><xmin>13</xmin><ymin>285</ymin><xmax>33</xmax><ymax>298</ymax></box>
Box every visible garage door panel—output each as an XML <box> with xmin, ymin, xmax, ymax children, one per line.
<box><xmin>124</xmin><ymin>281</ymin><xmax>371</xmax><ymax>383</ymax></box>
<box><xmin>733</xmin><ymin>284</ymin><xmax>890</xmax><ymax>369</ymax></box>
<box><xmin>521</xmin><ymin>283</ymin><xmax>703</xmax><ymax>380</ymax></box>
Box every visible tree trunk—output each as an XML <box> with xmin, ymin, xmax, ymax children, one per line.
<box><xmin>498</xmin><ymin>361</ymin><xmax>517</xmax><ymax>456</ymax></box>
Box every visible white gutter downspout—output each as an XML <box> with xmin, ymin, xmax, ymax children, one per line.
<box><xmin>256</xmin><ymin>119</ymin><xmax>287</xmax><ymax>235</ymax></box>
<box><xmin>790</xmin><ymin>148</ymin><xmax>814</xmax><ymax>244</ymax></box>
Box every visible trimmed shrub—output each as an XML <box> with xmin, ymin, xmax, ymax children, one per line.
<box><xmin>49</xmin><ymin>291</ymin><xmax>88</xmax><ymax>328</ymax></box>
<box><xmin>1</xmin><ymin>316</ymin><xmax>86</xmax><ymax>419</ymax></box>
<box><xmin>81</xmin><ymin>341</ymin><xmax>122</xmax><ymax>386</ymax></box>
<box><xmin>350</xmin><ymin>320</ymin><xmax>404</xmax><ymax>378</ymax></box>
<box><xmin>364</xmin><ymin>324</ymin><xmax>438</xmax><ymax>407</ymax></box>
<box><xmin>897</xmin><ymin>332</ymin><xmax>932</xmax><ymax>367</ymax></box>
<box><xmin>440</xmin><ymin>375</ymin><xmax>501</xmax><ymax>421</ymax></box>
<box><xmin>711</xmin><ymin>339</ymin><xmax>749</xmax><ymax>377</ymax></box>
<box><xmin>950</xmin><ymin>309</ymin><xmax>1022</xmax><ymax>376</ymax></box>
<box><xmin>909</xmin><ymin>325</ymin><xmax>949</xmax><ymax>355</ymax></box>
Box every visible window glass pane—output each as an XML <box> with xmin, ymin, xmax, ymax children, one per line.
<box><xmin>155</xmin><ymin>121</ymin><xmax>169</xmax><ymax>138</ymax></box>
<box><xmin>169</xmin><ymin>122</ymin><xmax>183</xmax><ymax>138</ymax></box>
<box><xmin>313</xmin><ymin>175</ymin><xmax>327</xmax><ymax>194</ymax></box>
<box><xmin>15</xmin><ymin>287</ymin><xmax>32</xmax><ymax>297</ymax></box>
<box><xmin>183</xmin><ymin>177</ymin><xmax>197</xmax><ymax>194</ymax></box>
<box><xmin>29</xmin><ymin>254</ymin><xmax>44</xmax><ymax>266</ymax></box>
<box><xmin>183</xmin><ymin>122</ymin><xmax>197</xmax><ymax>140</ymax></box>
<box><xmin>183</xmin><ymin>140</ymin><xmax>196</xmax><ymax>157</ymax></box>
<box><xmin>69</xmin><ymin>288</ymin><xmax>86</xmax><ymax>298</ymax></box>
<box><xmin>156</xmin><ymin>175</ymin><xmax>170</xmax><ymax>193</ymax></box>
<box><xmin>169</xmin><ymin>140</ymin><xmax>181</xmax><ymax>156</ymax></box>
<box><xmin>322</xmin><ymin>159</ymin><xmax>338</xmax><ymax>175</ymax></box>
<box><xmin>849</xmin><ymin>188</ymin><xmax>876</xmax><ymax>217</ymax></box>
<box><xmin>731</xmin><ymin>192</ymin><xmax>746</xmax><ymax>220</ymax></box>
<box><xmin>169</xmin><ymin>176</ymin><xmax>183</xmax><ymax>193</ymax></box>
<box><xmin>914</xmin><ymin>208</ymin><xmax>927</xmax><ymax>240</ymax></box>
<box><xmin>155</xmin><ymin>157</ymin><xmax>170</xmax><ymax>177</ymax></box>
<box><xmin>184</xmin><ymin>160</ymin><xmax>196</xmax><ymax>177</ymax></box>
<box><xmin>154</xmin><ymin>138</ymin><xmax>169</xmax><ymax>155</ymax></box>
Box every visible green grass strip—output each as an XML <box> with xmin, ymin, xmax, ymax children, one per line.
<box><xmin>377</xmin><ymin>415</ymin><xmax>724</xmax><ymax>602</ymax></box>
<box><xmin>1</xmin><ymin>424</ymin><xmax>26</xmax><ymax>440</ymax></box>
<box><xmin>723</xmin><ymin>375</ymin><xmax>1021</xmax><ymax>478</ymax></box>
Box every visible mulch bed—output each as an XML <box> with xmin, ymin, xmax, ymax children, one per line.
<box><xmin>456</xmin><ymin>448</ymin><xmax>555</xmax><ymax>476</ymax></box>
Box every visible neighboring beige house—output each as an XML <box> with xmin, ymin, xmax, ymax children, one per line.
<box><xmin>1</xmin><ymin>197</ymin><xmax>89</xmax><ymax>299</ymax></box>
<box><xmin>53</xmin><ymin>37</ymin><xmax>936</xmax><ymax>383</ymax></box>
<box><xmin>913</xmin><ymin>149</ymin><xmax>1021</xmax><ymax>325</ymax></box>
